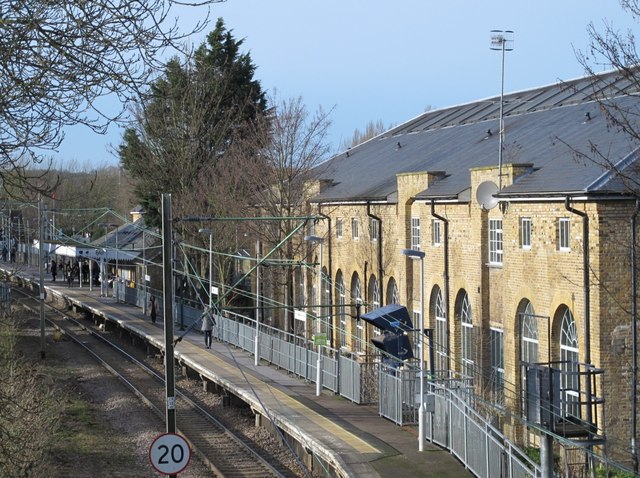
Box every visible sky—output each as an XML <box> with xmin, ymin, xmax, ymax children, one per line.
<box><xmin>54</xmin><ymin>0</ymin><xmax>637</xmax><ymax>167</ymax></box>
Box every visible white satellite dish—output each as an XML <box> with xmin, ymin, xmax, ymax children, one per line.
<box><xmin>476</xmin><ymin>181</ymin><xmax>499</xmax><ymax>210</ymax></box>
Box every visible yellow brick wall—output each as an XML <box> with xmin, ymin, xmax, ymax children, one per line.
<box><xmin>306</xmin><ymin>169</ymin><xmax>639</xmax><ymax>455</ymax></box>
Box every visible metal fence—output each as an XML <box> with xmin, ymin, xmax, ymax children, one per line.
<box><xmin>377</xmin><ymin>365</ymin><xmax>540</xmax><ymax>477</ymax></box>
<box><xmin>117</xmin><ymin>284</ymin><xmax>541</xmax><ymax>477</ymax></box>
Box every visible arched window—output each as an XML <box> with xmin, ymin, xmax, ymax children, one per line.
<box><xmin>322</xmin><ymin>266</ymin><xmax>330</xmax><ymax>336</ymax></box>
<box><xmin>336</xmin><ymin>271</ymin><xmax>346</xmax><ymax>347</ymax></box>
<box><xmin>295</xmin><ymin>266</ymin><xmax>305</xmax><ymax>306</ymax></box>
<box><xmin>387</xmin><ymin>277</ymin><xmax>399</xmax><ymax>305</ymax></box>
<box><xmin>368</xmin><ymin>276</ymin><xmax>381</xmax><ymax>337</ymax></box>
<box><xmin>520</xmin><ymin>300</ymin><xmax>539</xmax><ymax>418</ymax></box>
<box><xmin>351</xmin><ymin>274</ymin><xmax>363</xmax><ymax>352</ymax></box>
<box><xmin>433</xmin><ymin>286</ymin><xmax>447</xmax><ymax>374</ymax></box>
<box><xmin>560</xmin><ymin>307</ymin><xmax>580</xmax><ymax>418</ymax></box>
<box><xmin>459</xmin><ymin>291</ymin><xmax>474</xmax><ymax>378</ymax></box>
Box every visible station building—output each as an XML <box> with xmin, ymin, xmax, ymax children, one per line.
<box><xmin>297</xmin><ymin>70</ymin><xmax>640</xmax><ymax>463</ymax></box>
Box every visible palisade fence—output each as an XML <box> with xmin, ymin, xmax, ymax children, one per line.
<box><xmin>119</xmin><ymin>284</ymin><xmax>541</xmax><ymax>477</ymax></box>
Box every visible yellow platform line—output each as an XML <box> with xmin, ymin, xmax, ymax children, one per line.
<box><xmin>205</xmin><ymin>351</ymin><xmax>382</xmax><ymax>455</ymax></box>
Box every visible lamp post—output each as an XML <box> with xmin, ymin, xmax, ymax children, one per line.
<box><xmin>198</xmin><ymin>229</ymin><xmax>213</xmax><ymax>311</ymax></box>
<box><xmin>305</xmin><ymin>235</ymin><xmax>324</xmax><ymax>397</ymax></box>
<box><xmin>401</xmin><ymin>247</ymin><xmax>426</xmax><ymax>452</ymax></box>
<box><xmin>490</xmin><ymin>29</ymin><xmax>514</xmax><ymax>191</ymax></box>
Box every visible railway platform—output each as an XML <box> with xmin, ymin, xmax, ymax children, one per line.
<box><xmin>9</xmin><ymin>264</ymin><xmax>471</xmax><ymax>478</ymax></box>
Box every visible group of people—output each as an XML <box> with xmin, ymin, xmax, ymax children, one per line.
<box><xmin>49</xmin><ymin>258</ymin><xmax>96</xmax><ymax>287</ymax></box>
<box><xmin>1</xmin><ymin>244</ymin><xmax>17</xmax><ymax>262</ymax></box>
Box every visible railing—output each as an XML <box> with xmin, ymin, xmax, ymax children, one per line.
<box><xmin>117</xmin><ymin>284</ymin><xmax>540</xmax><ymax>477</ymax></box>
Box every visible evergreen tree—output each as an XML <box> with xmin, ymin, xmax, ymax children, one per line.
<box><xmin>119</xmin><ymin>18</ymin><xmax>268</xmax><ymax>227</ymax></box>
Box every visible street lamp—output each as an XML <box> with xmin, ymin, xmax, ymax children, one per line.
<box><xmin>401</xmin><ymin>247</ymin><xmax>426</xmax><ymax>452</ymax></box>
<box><xmin>198</xmin><ymin>229</ymin><xmax>213</xmax><ymax>311</ymax></box>
<box><xmin>305</xmin><ymin>235</ymin><xmax>324</xmax><ymax>397</ymax></box>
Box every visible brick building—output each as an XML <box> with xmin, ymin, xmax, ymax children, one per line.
<box><xmin>298</xmin><ymin>71</ymin><xmax>640</xmax><ymax>465</ymax></box>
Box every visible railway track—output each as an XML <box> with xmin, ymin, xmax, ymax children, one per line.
<box><xmin>15</xmin><ymin>289</ymin><xmax>293</xmax><ymax>478</ymax></box>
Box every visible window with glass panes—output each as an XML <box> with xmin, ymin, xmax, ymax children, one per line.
<box><xmin>352</xmin><ymin>277</ymin><xmax>362</xmax><ymax>352</ymax></box>
<box><xmin>336</xmin><ymin>218</ymin><xmax>343</xmax><ymax>239</ymax></box>
<box><xmin>520</xmin><ymin>301</ymin><xmax>539</xmax><ymax>420</ymax></box>
<box><xmin>432</xmin><ymin>219</ymin><xmax>441</xmax><ymax>246</ymax></box>
<box><xmin>558</xmin><ymin>218</ymin><xmax>570</xmax><ymax>251</ymax></box>
<box><xmin>322</xmin><ymin>267</ymin><xmax>330</xmax><ymax>335</ymax></box>
<box><xmin>387</xmin><ymin>278</ymin><xmax>399</xmax><ymax>305</ymax></box>
<box><xmin>460</xmin><ymin>292</ymin><xmax>474</xmax><ymax>379</ymax></box>
<box><xmin>336</xmin><ymin>274</ymin><xmax>346</xmax><ymax>346</ymax></box>
<box><xmin>370</xmin><ymin>217</ymin><xmax>378</xmax><ymax>242</ymax></box>
<box><xmin>351</xmin><ymin>218</ymin><xmax>359</xmax><ymax>240</ymax></box>
<box><xmin>411</xmin><ymin>217</ymin><xmax>421</xmax><ymax>250</ymax></box>
<box><xmin>490</xmin><ymin>328</ymin><xmax>504</xmax><ymax>405</ymax></box>
<box><xmin>560</xmin><ymin>307</ymin><xmax>580</xmax><ymax>418</ymax></box>
<box><xmin>489</xmin><ymin>219</ymin><xmax>503</xmax><ymax>265</ymax></box>
<box><xmin>370</xmin><ymin>277</ymin><xmax>382</xmax><ymax>337</ymax></box>
<box><xmin>435</xmin><ymin>288</ymin><xmax>447</xmax><ymax>373</ymax></box>
<box><xmin>520</xmin><ymin>217</ymin><xmax>531</xmax><ymax>249</ymax></box>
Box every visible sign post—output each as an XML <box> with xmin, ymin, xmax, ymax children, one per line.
<box><xmin>149</xmin><ymin>433</ymin><xmax>191</xmax><ymax>475</ymax></box>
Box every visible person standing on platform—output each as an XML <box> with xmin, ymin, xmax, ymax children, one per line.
<box><xmin>149</xmin><ymin>296</ymin><xmax>157</xmax><ymax>324</ymax></box>
<box><xmin>200</xmin><ymin>307</ymin><xmax>215</xmax><ymax>349</ymax></box>
<box><xmin>50</xmin><ymin>259</ymin><xmax>57</xmax><ymax>282</ymax></box>
<box><xmin>65</xmin><ymin>262</ymin><xmax>71</xmax><ymax>287</ymax></box>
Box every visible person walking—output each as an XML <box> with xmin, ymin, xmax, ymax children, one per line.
<box><xmin>149</xmin><ymin>296</ymin><xmax>157</xmax><ymax>324</ymax></box>
<box><xmin>200</xmin><ymin>307</ymin><xmax>215</xmax><ymax>349</ymax></box>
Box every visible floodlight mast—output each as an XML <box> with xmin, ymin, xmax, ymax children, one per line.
<box><xmin>490</xmin><ymin>30</ymin><xmax>514</xmax><ymax>191</ymax></box>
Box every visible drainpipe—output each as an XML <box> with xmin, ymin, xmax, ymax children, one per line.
<box><xmin>318</xmin><ymin>207</ymin><xmax>334</xmax><ymax>348</ymax></box>
<box><xmin>431</xmin><ymin>200</ymin><xmax>450</xmax><ymax>370</ymax></box>
<box><xmin>631</xmin><ymin>199</ymin><xmax>640</xmax><ymax>474</ymax></box>
<box><xmin>564</xmin><ymin>197</ymin><xmax>592</xmax><ymax>435</ymax></box>
<box><xmin>367</xmin><ymin>203</ymin><xmax>384</xmax><ymax>306</ymax></box>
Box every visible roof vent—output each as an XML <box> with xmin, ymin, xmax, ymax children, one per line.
<box><xmin>584</xmin><ymin>112</ymin><xmax>591</xmax><ymax>122</ymax></box>
<box><xmin>486</xmin><ymin>129</ymin><xmax>493</xmax><ymax>138</ymax></box>
<box><xmin>396</xmin><ymin>141</ymin><xmax>402</xmax><ymax>149</ymax></box>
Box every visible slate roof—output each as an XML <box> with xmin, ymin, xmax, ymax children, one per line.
<box><xmin>311</xmin><ymin>71</ymin><xmax>640</xmax><ymax>204</ymax></box>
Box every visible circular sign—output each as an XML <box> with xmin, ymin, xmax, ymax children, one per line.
<box><xmin>149</xmin><ymin>433</ymin><xmax>191</xmax><ymax>475</ymax></box>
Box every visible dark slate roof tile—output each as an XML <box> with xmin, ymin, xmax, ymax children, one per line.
<box><xmin>311</xmin><ymin>71</ymin><xmax>640</xmax><ymax>204</ymax></box>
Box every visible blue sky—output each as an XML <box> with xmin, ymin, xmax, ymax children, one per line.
<box><xmin>55</xmin><ymin>0</ymin><xmax>636</xmax><ymax>167</ymax></box>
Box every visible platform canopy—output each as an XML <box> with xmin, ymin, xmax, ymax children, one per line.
<box><xmin>34</xmin><ymin>241</ymin><xmax>139</xmax><ymax>262</ymax></box>
<box><xmin>360</xmin><ymin>304</ymin><xmax>414</xmax><ymax>333</ymax></box>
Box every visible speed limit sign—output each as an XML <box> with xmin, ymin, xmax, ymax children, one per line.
<box><xmin>149</xmin><ymin>433</ymin><xmax>191</xmax><ymax>475</ymax></box>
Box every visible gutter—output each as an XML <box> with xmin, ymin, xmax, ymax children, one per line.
<box><xmin>564</xmin><ymin>196</ymin><xmax>593</xmax><ymax>435</ymax></box>
<box><xmin>431</xmin><ymin>200</ymin><xmax>450</xmax><ymax>369</ymax></box>
<box><xmin>367</xmin><ymin>203</ymin><xmax>384</xmax><ymax>306</ymax></box>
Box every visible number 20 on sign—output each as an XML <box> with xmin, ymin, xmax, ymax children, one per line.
<box><xmin>149</xmin><ymin>433</ymin><xmax>191</xmax><ymax>475</ymax></box>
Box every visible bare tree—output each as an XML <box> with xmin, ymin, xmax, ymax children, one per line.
<box><xmin>0</xmin><ymin>0</ymin><xmax>223</xmax><ymax>196</ymax></box>
<box><xmin>0</xmin><ymin>308</ymin><xmax>59</xmax><ymax>477</ymax></box>
<box><xmin>574</xmin><ymin>0</ymin><xmax>640</xmax><ymax>193</ymax></box>
<box><xmin>340</xmin><ymin>119</ymin><xmax>392</xmax><ymax>150</ymax></box>
<box><xmin>243</xmin><ymin>95</ymin><xmax>333</xmax><ymax>331</ymax></box>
